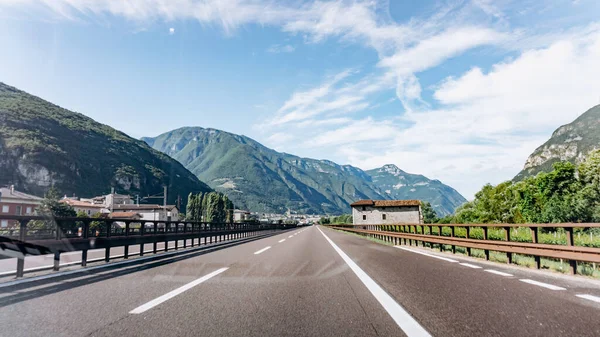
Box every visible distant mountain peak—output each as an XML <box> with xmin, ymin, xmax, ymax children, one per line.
<box><xmin>144</xmin><ymin>128</ymin><xmax>467</xmax><ymax>216</ymax></box>
<box><xmin>379</xmin><ymin>164</ymin><xmax>405</xmax><ymax>176</ymax></box>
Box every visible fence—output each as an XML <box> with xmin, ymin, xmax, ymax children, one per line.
<box><xmin>0</xmin><ymin>214</ymin><xmax>299</xmax><ymax>277</ymax></box>
<box><xmin>326</xmin><ymin>223</ymin><xmax>600</xmax><ymax>275</ymax></box>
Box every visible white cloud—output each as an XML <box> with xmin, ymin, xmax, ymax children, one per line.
<box><xmin>266</xmin><ymin>44</ymin><xmax>294</xmax><ymax>53</ymax></box>
<box><xmin>169</xmin><ymin>27</ymin><xmax>175</xmax><ymax>34</ymax></box>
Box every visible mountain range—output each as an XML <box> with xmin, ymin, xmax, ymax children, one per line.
<box><xmin>142</xmin><ymin>127</ymin><xmax>467</xmax><ymax>215</ymax></box>
<box><xmin>515</xmin><ymin>104</ymin><xmax>600</xmax><ymax>180</ymax></box>
<box><xmin>0</xmin><ymin>82</ymin><xmax>212</xmax><ymax>202</ymax></box>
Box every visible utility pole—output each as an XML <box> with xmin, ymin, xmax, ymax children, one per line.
<box><xmin>163</xmin><ymin>186</ymin><xmax>167</xmax><ymax>208</ymax></box>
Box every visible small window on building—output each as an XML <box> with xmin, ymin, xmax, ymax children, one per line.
<box><xmin>382</xmin><ymin>214</ymin><xmax>386</xmax><ymax>220</ymax></box>
<box><xmin>361</xmin><ymin>206</ymin><xmax>366</xmax><ymax>211</ymax></box>
<box><xmin>362</xmin><ymin>215</ymin><xmax>366</xmax><ymax>221</ymax></box>
<box><xmin>15</xmin><ymin>206</ymin><xmax>22</xmax><ymax>215</ymax></box>
<box><xmin>1</xmin><ymin>220</ymin><xmax>7</xmax><ymax>228</ymax></box>
<box><xmin>88</xmin><ymin>210</ymin><xmax>91</xmax><ymax>215</ymax></box>
<box><xmin>1</xmin><ymin>205</ymin><xmax>8</xmax><ymax>213</ymax></box>
<box><xmin>26</xmin><ymin>207</ymin><xmax>32</xmax><ymax>214</ymax></box>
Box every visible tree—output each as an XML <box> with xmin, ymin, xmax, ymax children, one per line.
<box><xmin>37</xmin><ymin>186</ymin><xmax>76</xmax><ymax>218</ymax></box>
<box><xmin>421</xmin><ymin>202</ymin><xmax>438</xmax><ymax>224</ymax></box>
<box><xmin>31</xmin><ymin>186</ymin><xmax>77</xmax><ymax>232</ymax></box>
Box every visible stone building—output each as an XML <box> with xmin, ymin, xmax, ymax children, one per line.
<box><xmin>350</xmin><ymin>200</ymin><xmax>422</xmax><ymax>225</ymax></box>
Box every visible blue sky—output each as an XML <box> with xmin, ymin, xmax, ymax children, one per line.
<box><xmin>1</xmin><ymin>0</ymin><xmax>600</xmax><ymax>199</ymax></box>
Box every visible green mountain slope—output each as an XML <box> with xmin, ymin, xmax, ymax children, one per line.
<box><xmin>365</xmin><ymin>164</ymin><xmax>467</xmax><ymax>216</ymax></box>
<box><xmin>515</xmin><ymin>104</ymin><xmax>600</xmax><ymax>180</ymax></box>
<box><xmin>143</xmin><ymin>127</ymin><xmax>466</xmax><ymax>215</ymax></box>
<box><xmin>0</xmin><ymin>82</ymin><xmax>211</xmax><ymax>202</ymax></box>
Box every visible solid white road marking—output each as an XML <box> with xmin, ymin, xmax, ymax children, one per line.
<box><xmin>130</xmin><ymin>267</ymin><xmax>228</xmax><ymax>314</ymax></box>
<box><xmin>484</xmin><ymin>269</ymin><xmax>513</xmax><ymax>277</ymax></box>
<box><xmin>395</xmin><ymin>246</ymin><xmax>459</xmax><ymax>263</ymax></box>
<box><xmin>254</xmin><ymin>246</ymin><xmax>272</xmax><ymax>255</ymax></box>
<box><xmin>576</xmin><ymin>294</ymin><xmax>600</xmax><ymax>303</ymax></box>
<box><xmin>459</xmin><ymin>263</ymin><xmax>482</xmax><ymax>269</ymax></box>
<box><xmin>519</xmin><ymin>279</ymin><xmax>566</xmax><ymax>291</ymax></box>
<box><xmin>318</xmin><ymin>227</ymin><xmax>431</xmax><ymax>337</ymax></box>
<box><xmin>278</xmin><ymin>239</ymin><xmax>286</xmax><ymax>243</ymax></box>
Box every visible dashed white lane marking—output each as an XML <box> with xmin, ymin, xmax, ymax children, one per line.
<box><xmin>459</xmin><ymin>263</ymin><xmax>482</xmax><ymax>269</ymax></box>
<box><xmin>484</xmin><ymin>269</ymin><xmax>513</xmax><ymax>277</ymax></box>
<box><xmin>288</xmin><ymin>235</ymin><xmax>294</xmax><ymax>238</ymax></box>
<box><xmin>278</xmin><ymin>239</ymin><xmax>286</xmax><ymax>243</ymax></box>
<box><xmin>254</xmin><ymin>246</ymin><xmax>272</xmax><ymax>255</ymax></box>
<box><xmin>395</xmin><ymin>246</ymin><xmax>459</xmax><ymax>263</ymax></box>
<box><xmin>520</xmin><ymin>279</ymin><xmax>566</xmax><ymax>291</ymax></box>
<box><xmin>319</xmin><ymin>227</ymin><xmax>431</xmax><ymax>337</ymax></box>
<box><xmin>130</xmin><ymin>267</ymin><xmax>228</xmax><ymax>314</ymax></box>
<box><xmin>576</xmin><ymin>294</ymin><xmax>600</xmax><ymax>303</ymax></box>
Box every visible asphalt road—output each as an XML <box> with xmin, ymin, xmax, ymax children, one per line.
<box><xmin>0</xmin><ymin>225</ymin><xmax>599</xmax><ymax>337</ymax></box>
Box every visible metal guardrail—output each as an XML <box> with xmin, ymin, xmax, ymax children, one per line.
<box><xmin>0</xmin><ymin>215</ymin><xmax>300</xmax><ymax>277</ymax></box>
<box><xmin>326</xmin><ymin>223</ymin><xmax>600</xmax><ymax>275</ymax></box>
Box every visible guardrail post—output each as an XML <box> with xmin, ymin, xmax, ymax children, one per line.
<box><xmin>466</xmin><ymin>227</ymin><xmax>471</xmax><ymax>256</ymax></box>
<box><xmin>82</xmin><ymin>220</ymin><xmax>89</xmax><ymax>266</ymax></box>
<box><xmin>505</xmin><ymin>227</ymin><xmax>512</xmax><ymax>264</ymax></box>
<box><xmin>530</xmin><ymin>227</ymin><xmax>540</xmax><ymax>269</ymax></box>
<box><xmin>566</xmin><ymin>227</ymin><xmax>577</xmax><ymax>274</ymax></box>
<box><xmin>53</xmin><ymin>251</ymin><xmax>60</xmax><ymax>271</ymax></box>
<box><xmin>153</xmin><ymin>222</ymin><xmax>158</xmax><ymax>254</ymax></box>
<box><xmin>16</xmin><ymin>220</ymin><xmax>26</xmax><ymax>278</ymax></box>
<box><xmin>483</xmin><ymin>227</ymin><xmax>489</xmax><ymax>260</ymax></box>
<box><xmin>450</xmin><ymin>226</ymin><xmax>456</xmax><ymax>254</ymax></box>
<box><xmin>124</xmin><ymin>221</ymin><xmax>130</xmax><ymax>259</ymax></box>
<box><xmin>105</xmin><ymin>220</ymin><xmax>111</xmax><ymax>262</ymax></box>
<box><xmin>174</xmin><ymin>222</ymin><xmax>179</xmax><ymax>250</ymax></box>
<box><xmin>139</xmin><ymin>222</ymin><xmax>145</xmax><ymax>257</ymax></box>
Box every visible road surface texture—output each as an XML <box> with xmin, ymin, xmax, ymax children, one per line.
<box><xmin>0</xmin><ymin>225</ymin><xmax>599</xmax><ymax>337</ymax></box>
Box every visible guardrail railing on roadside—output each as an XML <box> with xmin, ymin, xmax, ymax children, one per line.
<box><xmin>0</xmin><ymin>214</ymin><xmax>301</xmax><ymax>277</ymax></box>
<box><xmin>325</xmin><ymin>223</ymin><xmax>600</xmax><ymax>275</ymax></box>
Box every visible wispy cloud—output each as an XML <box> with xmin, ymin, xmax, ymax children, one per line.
<box><xmin>266</xmin><ymin>44</ymin><xmax>295</xmax><ymax>53</ymax></box>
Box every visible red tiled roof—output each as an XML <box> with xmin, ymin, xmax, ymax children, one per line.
<box><xmin>350</xmin><ymin>200</ymin><xmax>375</xmax><ymax>206</ymax></box>
<box><xmin>109</xmin><ymin>211</ymin><xmax>141</xmax><ymax>219</ymax></box>
<box><xmin>351</xmin><ymin>199</ymin><xmax>421</xmax><ymax>207</ymax></box>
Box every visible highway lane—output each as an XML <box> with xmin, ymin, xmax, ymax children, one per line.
<box><xmin>0</xmin><ymin>225</ymin><xmax>599</xmax><ymax>336</ymax></box>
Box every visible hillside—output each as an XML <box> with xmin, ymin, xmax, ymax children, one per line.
<box><xmin>143</xmin><ymin>127</ymin><xmax>466</xmax><ymax>215</ymax></box>
<box><xmin>366</xmin><ymin>164</ymin><xmax>467</xmax><ymax>216</ymax></box>
<box><xmin>0</xmin><ymin>82</ymin><xmax>211</xmax><ymax>202</ymax></box>
<box><xmin>515</xmin><ymin>104</ymin><xmax>600</xmax><ymax>180</ymax></box>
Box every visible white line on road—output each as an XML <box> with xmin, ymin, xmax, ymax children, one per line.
<box><xmin>318</xmin><ymin>227</ymin><xmax>431</xmax><ymax>337</ymax></box>
<box><xmin>130</xmin><ymin>267</ymin><xmax>228</xmax><ymax>314</ymax></box>
<box><xmin>520</xmin><ymin>279</ymin><xmax>566</xmax><ymax>291</ymax></box>
<box><xmin>278</xmin><ymin>239</ymin><xmax>286</xmax><ymax>243</ymax></box>
<box><xmin>395</xmin><ymin>246</ymin><xmax>459</xmax><ymax>263</ymax></box>
<box><xmin>254</xmin><ymin>246</ymin><xmax>271</xmax><ymax>255</ymax></box>
<box><xmin>576</xmin><ymin>294</ymin><xmax>600</xmax><ymax>303</ymax></box>
<box><xmin>288</xmin><ymin>235</ymin><xmax>294</xmax><ymax>238</ymax></box>
<box><xmin>484</xmin><ymin>269</ymin><xmax>513</xmax><ymax>277</ymax></box>
<box><xmin>459</xmin><ymin>263</ymin><xmax>482</xmax><ymax>269</ymax></box>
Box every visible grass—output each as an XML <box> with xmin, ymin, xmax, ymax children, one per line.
<box><xmin>343</xmin><ymin>225</ymin><xmax>600</xmax><ymax>279</ymax></box>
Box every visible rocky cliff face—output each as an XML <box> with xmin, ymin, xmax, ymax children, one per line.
<box><xmin>515</xmin><ymin>104</ymin><xmax>600</xmax><ymax>180</ymax></box>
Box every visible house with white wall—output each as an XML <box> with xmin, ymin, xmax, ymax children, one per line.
<box><xmin>351</xmin><ymin>200</ymin><xmax>422</xmax><ymax>225</ymax></box>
